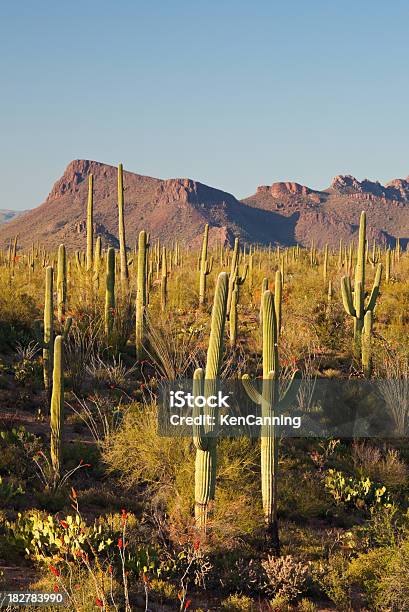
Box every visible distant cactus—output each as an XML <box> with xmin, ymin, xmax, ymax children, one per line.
<box><xmin>117</xmin><ymin>164</ymin><xmax>129</xmax><ymax>292</ymax></box>
<box><xmin>135</xmin><ymin>231</ymin><xmax>148</xmax><ymax>360</ymax></box>
<box><xmin>57</xmin><ymin>245</ymin><xmax>67</xmax><ymax>323</ymax></box>
<box><xmin>341</xmin><ymin>212</ymin><xmax>382</xmax><ymax>370</ymax></box>
<box><xmin>199</xmin><ymin>224</ymin><xmax>213</xmax><ymax>306</ymax></box>
<box><xmin>35</xmin><ymin>266</ymin><xmax>54</xmax><ymax>398</ymax></box>
<box><xmin>86</xmin><ymin>174</ymin><xmax>93</xmax><ymax>272</ymax></box>
<box><xmin>229</xmin><ymin>287</ymin><xmax>238</xmax><ymax>348</ymax></box>
<box><xmin>105</xmin><ymin>247</ymin><xmax>115</xmax><ymax>338</ymax></box>
<box><xmin>161</xmin><ymin>247</ymin><xmax>168</xmax><ymax>312</ymax></box>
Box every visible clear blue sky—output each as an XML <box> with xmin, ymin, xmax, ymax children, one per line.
<box><xmin>1</xmin><ymin>1</ymin><xmax>409</xmax><ymax>210</ymax></box>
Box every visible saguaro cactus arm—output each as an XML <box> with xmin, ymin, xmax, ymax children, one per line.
<box><xmin>341</xmin><ymin>276</ymin><xmax>356</xmax><ymax>317</ymax></box>
<box><xmin>366</xmin><ymin>263</ymin><xmax>382</xmax><ymax>312</ymax></box>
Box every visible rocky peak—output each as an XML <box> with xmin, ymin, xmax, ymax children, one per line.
<box><xmin>256</xmin><ymin>181</ymin><xmax>321</xmax><ymax>204</ymax></box>
<box><xmin>331</xmin><ymin>174</ymin><xmax>409</xmax><ymax>202</ymax></box>
<box><xmin>47</xmin><ymin>159</ymin><xmax>112</xmax><ymax>200</ymax></box>
<box><xmin>157</xmin><ymin>178</ymin><xmax>237</xmax><ymax>208</ymax></box>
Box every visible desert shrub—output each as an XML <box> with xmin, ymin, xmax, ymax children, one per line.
<box><xmin>261</xmin><ymin>554</ymin><xmax>309</xmax><ymax>601</ymax></box>
<box><xmin>103</xmin><ymin>404</ymin><xmax>263</xmax><ymax>546</ymax></box>
<box><xmin>297</xmin><ymin>598</ymin><xmax>318</xmax><ymax>611</ymax></box>
<box><xmin>378</xmin><ymin>537</ymin><xmax>409</xmax><ymax>611</ymax></box>
<box><xmin>314</xmin><ymin>553</ymin><xmax>351</xmax><ymax>610</ymax></box>
<box><xmin>220</xmin><ymin>594</ymin><xmax>254</xmax><ymax>611</ymax></box>
<box><xmin>352</xmin><ymin>442</ymin><xmax>408</xmax><ymax>488</ymax></box>
<box><xmin>13</xmin><ymin>340</ymin><xmax>42</xmax><ymax>386</ymax></box>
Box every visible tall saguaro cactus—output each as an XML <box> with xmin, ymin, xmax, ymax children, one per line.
<box><xmin>50</xmin><ymin>335</ymin><xmax>64</xmax><ymax>480</ymax></box>
<box><xmin>242</xmin><ymin>290</ymin><xmax>299</xmax><ymax>554</ymax></box>
<box><xmin>341</xmin><ymin>212</ymin><xmax>382</xmax><ymax>367</ymax></box>
<box><xmin>135</xmin><ymin>230</ymin><xmax>148</xmax><ymax>360</ymax></box>
<box><xmin>34</xmin><ymin>266</ymin><xmax>54</xmax><ymax>398</ymax></box>
<box><xmin>57</xmin><ymin>244</ymin><xmax>67</xmax><ymax>323</ymax></box>
<box><xmin>199</xmin><ymin>224</ymin><xmax>213</xmax><ymax>306</ymax></box>
<box><xmin>105</xmin><ymin>247</ymin><xmax>115</xmax><ymax>338</ymax></box>
<box><xmin>227</xmin><ymin>238</ymin><xmax>239</xmax><ymax>316</ymax></box>
<box><xmin>86</xmin><ymin>174</ymin><xmax>94</xmax><ymax>272</ymax></box>
<box><xmin>193</xmin><ymin>272</ymin><xmax>228</xmax><ymax>530</ymax></box>
<box><xmin>117</xmin><ymin>163</ymin><xmax>129</xmax><ymax>292</ymax></box>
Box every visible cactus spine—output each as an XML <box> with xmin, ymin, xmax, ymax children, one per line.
<box><xmin>136</xmin><ymin>231</ymin><xmax>147</xmax><ymax>360</ymax></box>
<box><xmin>199</xmin><ymin>224</ymin><xmax>213</xmax><ymax>306</ymax></box>
<box><xmin>117</xmin><ymin>163</ymin><xmax>129</xmax><ymax>292</ymax></box>
<box><xmin>193</xmin><ymin>272</ymin><xmax>228</xmax><ymax>530</ymax></box>
<box><xmin>86</xmin><ymin>174</ymin><xmax>93</xmax><ymax>272</ymax></box>
<box><xmin>50</xmin><ymin>335</ymin><xmax>64</xmax><ymax>479</ymax></box>
<box><xmin>242</xmin><ymin>290</ymin><xmax>299</xmax><ymax>553</ymax></box>
<box><xmin>341</xmin><ymin>212</ymin><xmax>382</xmax><ymax>360</ymax></box>
<box><xmin>105</xmin><ymin>247</ymin><xmax>115</xmax><ymax>338</ymax></box>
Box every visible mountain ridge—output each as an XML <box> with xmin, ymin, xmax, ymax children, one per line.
<box><xmin>1</xmin><ymin>160</ymin><xmax>408</xmax><ymax>250</ymax></box>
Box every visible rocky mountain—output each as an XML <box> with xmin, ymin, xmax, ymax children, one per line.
<box><xmin>1</xmin><ymin>160</ymin><xmax>409</xmax><ymax>251</ymax></box>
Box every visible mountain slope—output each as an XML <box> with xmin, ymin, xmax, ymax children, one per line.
<box><xmin>1</xmin><ymin>161</ymin><xmax>409</xmax><ymax>250</ymax></box>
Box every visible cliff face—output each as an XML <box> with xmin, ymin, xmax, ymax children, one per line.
<box><xmin>1</xmin><ymin>161</ymin><xmax>409</xmax><ymax>250</ymax></box>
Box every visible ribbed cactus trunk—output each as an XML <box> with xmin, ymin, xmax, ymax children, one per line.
<box><xmin>57</xmin><ymin>245</ymin><xmax>66</xmax><ymax>324</ymax></box>
<box><xmin>353</xmin><ymin>211</ymin><xmax>366</xmax><ymax>349</ymax></box>
<box><xmin>105</xmin><ymin>247</ymin><xmax>115</xmax><ymax>339</ymax></box>
<box><xmin>194</xmin><ymin>272</ymin><xmax>228</xmax><ymax>531</ymax></box>
<box><xmin>361</xmin><ymin>310</ymin><xmax>373</xmax><ymax>377</ymax></box>
<box><xmin>341</xmin><ymin>211</ymin><xmax>382</xmax><ymax>374</ymax></box>
<box><xmin>93</xmin><ymin>236</ymin><xmax>102</xmax><ymax>289</ymax></box>
<box><xmin>50</xmin><ymin>335</ymin><xmax>64</xmax><ymax>481</ymax></box>
<box><xmin>227</xmin><ymin>238</ymin><xmax>239</xmax><ymax>317</ymax></box>
<box><xmin>229</xmin><ymin>287</ymin><xmax>238</xmax><ymax>348</ymax></box>
<box><xmin>259</xmin><ymin>277</ymin><xmax>269</xmax><ymax>328</ymax></box>
<box><xmin>274</xmin><ymin>270</ymin><xmax>282</xmax><ymax>336</ymax></box>
<box><xmin>161</xmin><ymin>247</ymin><xmax>168</xmax><ymax>312</ymax></box>
<box><xmin>199</xmin><ymin>224</ymin><xmax>212</xmax><ymax>306</ymax></box>
<box><xmin>117</xmin><ymin>164</ymin><xmax>129</xmax><ymax>293</ymax></box>
<box><xmin>43</xmin><ymin>266</ymin><xmax>54</xmax><ymax>399</ymax></box>
<box><xmin>260</xmin><ymin>291</ymin><xmax>280</xmax><ymax>551</ymax></box>
<box><xmin>136</xmin><ymin>231</ymin><xmax>147</xmax><ymax>360</ymax></box>
<box><xmin>86</xmin><ymin>174</ymin><xmax>94</xmax><ymax>272</ymax></box>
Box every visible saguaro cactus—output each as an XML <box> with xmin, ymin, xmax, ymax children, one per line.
<box><xmin>161</xmin><ymin>247</ymin><xmax>168</xmax><ymax>312</ymax></box>
<box><xmin>341</xmin><ymin>212</ymin><xmax>382</xmax><ymax>362</ymax></box>
<box><xmin>135</xmin><ymin>231</ymin><xmax>147</xmax><ymax>360</ymax></box>
<box><xmin>105</xmin><ymin>247</ymin><xmax>115</xmax><ymax>338</ymax></box>
<box><xmin>50</xmin><ymin>335</ymin><xmax>64</xmax><ymax>479</ymax></box>
<box><xmin>86</xmin><ymin>174</ymin><xmax>94</xmax><ymax>272</ymax></box>
<box><xmin>229</xmin><ymin>287</ymin><xmax>238</xmax><ymax>348</ymax></box>
<box><xmin>199</xmin><ymin>224</ymin><xmax>213</xmax><ymax>306</ymax></box>
<box><xmin>274</xmin><ymin>270</ymin><xmax>282</xmax><ymax>336</ymax></box>
<box><xmin>34</xmin><ymin>266</ymin><xmax>54</xmax><ymax>398</ymax></box>
<box><xmin>193</xmin><ymin>272</ymin><xmax>228</xmax><ymax>530</ymax></box>
<box><xmin>242</xmin><ymin>290</ymin><xmax>299</xmax><ymax>554</ymax></box>
<box><xmin>361</xmin><ymin>310</ymin><xmax>373</xmax><ymax>377</ymax></box>
<box><xmin>227</xmin><ymin>238</ymin><xmax>239</xmax><ymax>316</ymax></box>
<box><xmin>259</xmin><ymin>277</ymin><xmax>269</xmax><ymax>328</ymax></box>
<box><xmin>117</xmin><ymin>163</ymin><xmax>129</xmax><ymax>292</ymax></box>
<box><xmin>57</xmin><ymin>244</ymin><xmax>67</xmax><ymax>323</ymax></box>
